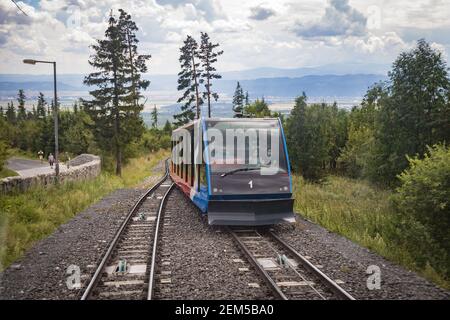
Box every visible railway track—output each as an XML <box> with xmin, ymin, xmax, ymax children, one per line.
<box><xmin>81</xmin><ymin>161</ymin><xmax>173</xmax><ymax>300</ymax></box>
<box><xmin>229</xmin><ymin>228</ymin><xmax>355</xmax><ymax>300</ymax></box>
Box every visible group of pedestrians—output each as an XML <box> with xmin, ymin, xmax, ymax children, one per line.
<box><xmin>37</xmin><ymin>150</ymin><xmax>70</xmax><ymax>169</ymax></box>
<box><xmin>38</xmin><ymin>150</ymin><xmax>55</xmax><ymax>168</ymax></box>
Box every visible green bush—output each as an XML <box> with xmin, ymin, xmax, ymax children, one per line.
<box><xmin>0</xmin><ymin>140</ymin><xmax>8</xmax><ymax>171</ymax></box>
<box><xmin>392</xmin><ymin>144</ymin><xmax>450</xmax><ymax>279</ymax></box>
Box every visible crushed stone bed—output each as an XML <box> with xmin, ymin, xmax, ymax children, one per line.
<box><xmin>273</xmin><ymin>219</ymin><xmax>449</xmax><ymax>300</ymax></box>
<box><xmin>153</xmin><ymin>187</ymin><xmax>272</xmax><ymax>300</ymax></box>
<box><xmin>1</xmin><ymin>183</ymin><xmax>448</xmax><ymax>300</ymax></box>
<box><xmin>0</xmin><ymin>188</ymin><xmax>145</xmax><ymax>300</ymax></box>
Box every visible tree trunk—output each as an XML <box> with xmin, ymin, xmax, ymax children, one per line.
<box><xmin>126</xmin><ymin>28</ymin><xmax>137</xmax><ymax>107</ymax></box>
<box><xmin>113</xmin><ymin>64</ymin><xmax>122</xmax><ymax>176</ymax></box>
<box><xmin>191</xmin><ymin>55</ymin><xmax>200</xmax><ymax>119</ymax></box>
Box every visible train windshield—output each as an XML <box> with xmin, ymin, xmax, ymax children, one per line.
<box><xmin>204</xmin><ymin>119</ymin><xmax>288</xmax><ymax>175</ymax></box>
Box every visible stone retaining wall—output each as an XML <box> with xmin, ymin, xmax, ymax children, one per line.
<box><xmin>0</xmin><ymin>154</ymin><xmax>101</xmax><ymax>194</ymax></box>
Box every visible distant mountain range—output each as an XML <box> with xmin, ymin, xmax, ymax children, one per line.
<box><xmin>0</xmin><ymin>65</ymin><xmax>388</xmax><ymax>99</ymax></box>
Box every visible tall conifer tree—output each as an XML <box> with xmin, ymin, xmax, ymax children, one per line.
<box><xmin>232</xmin><ymin>82</ymin><xmax>245</xmax><ymax>118</ymax></box>
<box><xmin>36</xmin><ymin>92</ymin><xmax>47</xmax><ymax>119</ymax></box>
<box><xmin>174</xmin><ymin>35</ymin><xmax>202</xmax><ymax>126</ymax></box>
<box><xmin>199</xmin><ymin>32</ymin><xmax>223</xmax><ymax>118</ymax></box>
<box><xmin>83</xmin><ymin>10</ymin><xmax>150</xmax><ymax>176</ymax></box>
<box><xmin>17</xmin><ymin>89</ymin><xmax>27</xmax><ymax>121</ymax></box>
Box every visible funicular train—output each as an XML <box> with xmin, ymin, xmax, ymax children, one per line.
<box><xmin>170</xmin><ymin>117</ymin><xmax>295</xmax><ymax>226</ymax></box>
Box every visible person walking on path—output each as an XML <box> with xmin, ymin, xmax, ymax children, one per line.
<box><xmin>38</xmin><ymin>150</ymin><xmax>44</xmax><ymax>164</ymax></box>
<box><xmin>48</xmin><ymin>153</ymin><xmax>55</xmax><ymax>169</ymax></box>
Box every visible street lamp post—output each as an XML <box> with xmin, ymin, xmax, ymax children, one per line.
<box><xmin>23</xmin><ymin>59</ymin><xmax>60</xmax><ymax>178</ymax></box>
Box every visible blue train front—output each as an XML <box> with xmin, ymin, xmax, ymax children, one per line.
<box><xmin>170</xmin><ymin>117</ymin><xmax>296</xmax><ymax>226</ymax></box>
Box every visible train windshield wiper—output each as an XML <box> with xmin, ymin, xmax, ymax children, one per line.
<box><xmin>220</xmin><ymin>166</ymin><xmax>263</xmax><ymax>178</ymax></box>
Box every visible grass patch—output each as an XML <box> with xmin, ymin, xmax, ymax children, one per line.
<box><xmin>0</xmin><ymin>167</ymin><xmax>18</xmax><ymax>179</ymax></box>
<box><xmin>0</xmin><ymin>150</ymin><xmax>168</xmax><ymax>270</ymax></box>
<box><xmin>293</xmin><ymin>174</ymin><xmax>450</xmax><ymax>290</ymax></box>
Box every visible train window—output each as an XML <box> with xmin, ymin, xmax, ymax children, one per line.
<box><xmin>205</xmin><ymin>120</ymin><xmax>288</xmax><ymax>175</ymax></box>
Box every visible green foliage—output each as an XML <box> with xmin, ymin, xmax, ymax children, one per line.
<box><xmin>286</xmin><ymin>94</ymin><xmax>348</xmax><ymax>181</ymax></box>
<box><xmin>59</xmin><ymin>110</ymin><xmax>96</xmax><ymax>155</ymax></box>
<box><xmin>36</xmin><ymin>92</ymin><xmax>47</xmax><ymax>119</ymax></box>
<box><xmin>163</xmin><ymin>120</ymin><xmax>172</xmax><ymax>134</ymax></box>
<box><xmin>0</xmin><ymin>150</ymin><xmax>168</xmax><ymax>269</ymax></box>
<box><xmin>338</xmin><ymin>96</ymin><xmax>377</xmax><ymax>178</ymax></box>
<box><xmin>0</xmin><ymin>93</ymin><xmax>97</xmax><ymax>160</ymax></box>
<box><xmin>83</xmin><ymin>10</ymin><xmax>150</xmax><ymax>175</ymax></box>
<box><xmin>6</xmin><ymin>102</ymin><xmax>16</xmax><ymax>124</ymax></box>
<box><xmin>232</xmin><ymin>81</ymin><xmax>245</xmax><ymax>117</ymax></box>
<box><xmin>294</xmin><ymin>174</ymin><xmax>449</xmax><ymax>289</ymax></box>
<box><xmin>0</xmin><ymin>139</ymin><xmax>9</xmax><ymax>172</ymax></box>
<box><xmin>199</xmin><ymin>32</ymin><xmax>223</xmax><ymax>117</ymax></box>
<box><xmin>244</xmin><ymin>97</ymin><xmax>271</xmax><ymax>118</ymax></box>
<box><xmin>140</xmin><ymin>128</ymin><xmax>171</xmax><ymax>153</ymax></box>
<box><xmin>17</xmin><ymin>90</ymin><xmax>27</xmax><ymax>122</ymax></box>
<box><xmin>391</xmin><ymin>144</ymin><xmax>450</xmax><ymax>279</ymax></box>
<box><xmin>151</xmin><ymin>105</ymin><xmax>158</xmax><ymax>128</ymax></box>
<box><xmin>175</xmin><ymin>35</ymin><xmax>203</xmax><ymax>126</ymax></box>
<box><xmin>369</xmin><ymin>40</ymin><xmax>450</xmax><ymax>185</ymax></box>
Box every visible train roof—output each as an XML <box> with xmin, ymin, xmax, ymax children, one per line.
<box><xmin>172</xmin><ymin>117</ymin><xmax>280</xmax><ymax>132</ymax></box>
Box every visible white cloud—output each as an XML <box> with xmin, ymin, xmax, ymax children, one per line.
<box><xmin>249</xmin><ymin>5</ymin><xmax>276</xmax><ymax>21</ymax></box>
<box><xmin>292</xmin><ymin>0</ymin><xmax>367</xmax><ymax>38</ymax></box>
<box><xmin>0</xmin><ymin>0</ymin><xmax>449</xmax><ymax>75</ymax></box>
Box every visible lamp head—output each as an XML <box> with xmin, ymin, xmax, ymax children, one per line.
<box><xmin>23</xmin><ymin>59</ymin><xmax>36</xmax><ymax>65</ymax></box>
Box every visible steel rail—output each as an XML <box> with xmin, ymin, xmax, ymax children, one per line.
<box><xmin>147</xmin><ymin>182</ymin><xmax>174</xmax><ymax>300</ymax></box>
<box><xmin>80</xmin><ymin>160</ymin><xmax>169</xmax><ymax>300</ymax></box>
<box><xmin>228</xmin><ymin>229</ymin><xmax>288</xmax><ymax>300</ymax></box>
<box><xmin>268</xmin><ymin>231</ymin><xmax>356</xmax><ymax>300</ymax></box>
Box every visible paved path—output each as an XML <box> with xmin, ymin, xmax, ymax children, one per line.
<box><xmin>6</xmin><ymin>157</ymin><xmax>68</xmax><ymax>178</ymax></box>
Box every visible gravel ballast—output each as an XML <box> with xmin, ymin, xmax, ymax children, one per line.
<box><xmin>153</xmin><ymin>187</ymin><xmax>272</xmax><ymax>300</ymax></box>
<box><xmin>1</xmin><ymin>181</ymin><xmax>448</xmax><ymax>300</ymax></box>
<box><xmin>0</xmin><ymin>188</ymin><xmax>145</xmax><ymax>300</ymax></box>
<box><xmin>273</xmin><ymin>219</ymin><xmax>449</xmax><ymax>300</ymax></box>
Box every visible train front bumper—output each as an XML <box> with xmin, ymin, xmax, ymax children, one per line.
<box><xmin>207</xmin><ymin>198</ymin><xmax>296</xmax><ymax>226</ymax></box>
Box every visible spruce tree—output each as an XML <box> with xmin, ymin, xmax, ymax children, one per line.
<box><xmin>199</xmin><ymin>32</ymin><xmax>223</xmax><ymax>118</ymax></box>
<box><xmin>151</xmin><ymin>105</ymin><xmax>158</xmax><ymax>128</ymax></box>
<box><xmin>17</xmin><ymin>89</ymin><xmax>27</xmax><ymax>121</ymax></box>
<box><xmin>163</xmin><ymin>120</ymin><xmax>172</xmax><ymax>133</ymax></box>
<box><xmin>174</xmin><ymin>35</ymin><xmax>203</xmax><ymax>126</ymax></box>
<box><xmin>6</xmin><ymin>101</ymin><xmax>16</xmax><ymax>123</ymax></box>
<box><xmin>232</xmin><ymin>82</ymin><xmax>245</xmax><ymax>118</ymax></box>
<box><xmin>245</xmin><ymin>91</ymin><xmax>249</xmax><ymax>106</ymax></box>
<box><xmin>83</xmin><ymin>10</ymin><xmax>150</xmax><ymax>176</ymax></box>
<box><xmin>0</xmin><ymin>106</ymin><xmax>4</xmax><ymax>119</ymax></box>
<box><xmin>118</xmin><ymin>9</ymin><xmax>151</xmax><ymax>108</ymax></box>
<box><xmin>36</xmin><ymin>92</ymin><xmax>47</xmax><ymax>119</ymax></box>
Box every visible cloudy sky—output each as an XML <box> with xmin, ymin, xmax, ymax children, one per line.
<box><xmin>0</xmin><ymin>0</ymin><xmax>449</xmax><ymax>75</ymax></box>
